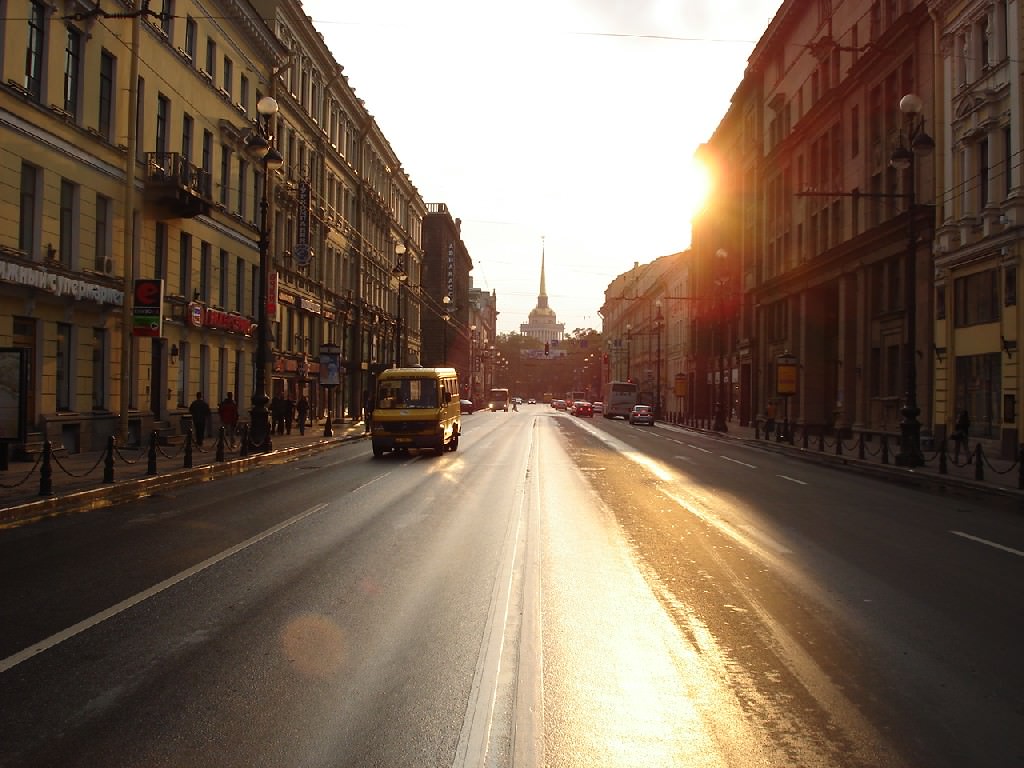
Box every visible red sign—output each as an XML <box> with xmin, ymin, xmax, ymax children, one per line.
<box><xmin>132</xmin><ymin>279</ymin><xmax>164</xmax><ymax>337</ymax></box>
<box><xmin>186</xmin><ymin>302</ymin><xmax>255</xmax><ymax>335</ymax></box>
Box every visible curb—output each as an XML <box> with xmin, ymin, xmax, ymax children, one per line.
<box><xmin>0</xmin><ymin>431</ymin><xmax>370</xmax><ymax>527</ymax></box>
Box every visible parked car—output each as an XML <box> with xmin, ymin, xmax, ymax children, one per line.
<box><xmin>572</xmin><ymin>401</ymin><xmax>594</xmax><ymax>417</ymax></box>
<box><xmin>553</xmin><ymin>399</ymin><xmax>568</xmax><ymax>411</ymax></box>
<box><xmin>460</xmin><ymin>399</ymin><xmax>475</xmax><ymax>414</ymax></box>
<box><xmin>629</xmin><ymin>404</ymin><xmax>654</xmax><ymax>425</ymax></box>
<box><xmin>592</xmin><ymin>401</ymin><xmax>604</xmax><ymax>414</ymax></box>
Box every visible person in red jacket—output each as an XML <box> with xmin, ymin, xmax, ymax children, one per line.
<box><xmin>218</xmin><ymin>392</ymin><xmax>239</xmax><ymax>449</ymax></box>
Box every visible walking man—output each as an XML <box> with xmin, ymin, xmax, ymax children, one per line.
<box><xmin>189</xmin><ymin>392</ymin><xmax>212</xmax><ymax>447</ymax></box>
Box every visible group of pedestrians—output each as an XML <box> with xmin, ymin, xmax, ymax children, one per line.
<box><xmin>271</xmin><ymin>392</ymin><xmax>311</xmax><ymax>436</ymax></box>
<box><xmin>186</xmin><ymin>390</ymin><xmax>312</xmax><ymax>448</ymax></box>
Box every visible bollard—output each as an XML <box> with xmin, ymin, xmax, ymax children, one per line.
<box><xmin>39</xmin><ymin>440</ymin><xmax>53</xmax><ymax>497</ymax></box>
<box><xmin>835</xmin><ymin>432</ymin><xmax>843</xmax><ymax>457</ymax></box>
<box><xmin>147</xmin><ymin>431</ymin><xmax>158</xmax><ymax>475</ymax></box>
<box><xmin>818</xmin><ymin>430</ymin><xmax>825</xmax><ymax>453</ymax></box>
<box><xmin>1018</xmin><ymin>445</ymin><xmax>1024</xmax><ymax>490</ymax></box>
<box><xmin>216</xmin><ymin>426</ymin><xmax>225</xmax><ymax>462</ymax></box>
<box><xmin>858</xmin><ymin>433</ymin><xmax>866</xmax><ymax>461</ymax></box>
<box><xmin>103</xmin><ymin>434</ymin><xmax>115</xmax><ymax>483</ymax></box>
<box><xmin>754</xmin><ymin>420</ymin><xmax>760</xmax><ymax>440</ymax></box>
<box><xmin>184</xmin><ymin>428</ymin><xmax>194</xmax><ymax>469</ymax></box>
<box><xmin>882</xmin><ymin>435</ymin><xmax>889</xmax><ymax>464</ymax></box>
<box><xmin>939</xmin><ymin>441</ymin><xmax>948</xmax><ymax>475</ymax></box>
<box><xmin>975</xmin><ymin>444</ymin><xmax>984</xmax><ymax>481</ymax></box>
<box><xmin>239</xmin><ymin>423</ymin><xmax>249</xmax><ymax>458</ymax></box>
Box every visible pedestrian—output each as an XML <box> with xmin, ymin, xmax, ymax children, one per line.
<box><xmin>285</xmin><ymin>394</ymin><xmax>296</xmax><ymax>434</ymax></box>
<box><xmin>296</xmin><ymin>394</ymin><xmax>309</xmax><ymax>436</ymax></box>
<box><xmin>954</xmin><ymin>409</ymin><xmax>971</xmax><ymax>459</ymax></box>
<box><xmin>363</xmin><ymin>389</ymin><xmax>374</xmax><ymax>433</ymax></box>
<box><xmin>188</xmin><ymin>392</ymin><xmax>212</xmax><ymax>447</ymax></box>
<box><xmin>218</xmin><ymin>392</ymin><xmax>239</xmax><ymax>449</ymax></box>
<box><xmin>271</xmin><ymin>393</ymin><xmax>285</xmax><ymax>435</ymax></box>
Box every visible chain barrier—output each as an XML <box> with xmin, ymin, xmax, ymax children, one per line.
<box><xmin>49</xmin><ymin>448</ymin><xmax>107</xmax><ymax>479</ymax></box>
<box><xmin>0</xmin><ymin>452</ymin><xmax>44</xmax><ymax>489</ymax></box>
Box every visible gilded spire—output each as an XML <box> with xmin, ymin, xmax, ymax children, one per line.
<box><xmin>537</xmin><ymin>237</ymin><xmax>548</xmax><ymax>310</ymax></box>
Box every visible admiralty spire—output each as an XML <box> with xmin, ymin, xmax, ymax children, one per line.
<box><xmin>520</xmin><ymin>240</ymin><xmax>564</xmax><ymax>343</ymax></box>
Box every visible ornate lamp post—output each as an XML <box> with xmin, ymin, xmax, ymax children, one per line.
<box><xmin>244</xmin><ymin>95</ymin><xmax>284</xmax><ymax>452</ymax></box>
<box><xmin>392</xmin><ymin>243</ymin><xmax>408</xmax><ymax>367</ymax></box>
<box><xmin>890</xmin><ymin>93</ymin><xmax>934</xmax><ymax>467</ymax></box>
<box><xmin>713</xmin><ymin>248</ymin><xmax>729</xmax><ymax>432</ymax></box>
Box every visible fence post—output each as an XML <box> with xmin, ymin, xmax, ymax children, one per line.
<box><xmin>882</xmin><ymin>435</ymin><xmax>889</xmax><ymax>464</ymax></box>
<box><xmin>858</xmin><ymin>432</ymin><xmax>866</xmax><ymax>460</ymax></box>
<box><xmin>38</xmin><ymin>440</ymin><xmax>53</xmax><ymax>497</ymax></box>
<box><xmin>818</xmin><ymin>429</ymin><xmax>825</xmax><ymax>453</ymax></box>
<box><xmin>147</xmin><ymin>431</ymin><xmax>158</xmax><ymax>475</ymax></box>
<box><xmin>184</xmin><ymin>428</ymin><xmax>194</xmax><ymax>469</ymax></box>
<box><xmin>216</xmin><ymin>426</ymin><xmax>225</xmax><ymax>462</ymax></box>
<box><xmin>939</xmin><ymin>441</ymin><xmax>948</xmax><ymax>475</ymax></box>
<box><xmin>239</xmin><ymin>423</ymin><xmax>249</xmax><ymax>458</ymax></box>
<box><xmin>975</xmin><ymin>444</ymin><xmax>984</xmax><ymax>482</ymax></box>
<box><xmin>836</xmin><ymin>432</ymin><xmax>843</xmax><ymax>457</ymax></box>
<box><xmin>103</xmin><ymin>435</ymin><xmax>115</xmax><ymax>483</ymax></box>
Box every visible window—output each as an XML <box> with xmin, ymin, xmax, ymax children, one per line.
<box><xmin>251</xmin><ymin>264</ymin><xmax>259</xmax><ymax>320</ymax></box>
<box><xmin>57</xmin><ymin>322</ymin><xmax>73</xmax><ymax>411</ymax></box>
<box><xmin>1005</xmin><ymin>266</ymin><xmax>1016</xmax><ymax>307</ymax></box>
<box><xmin>936</xmin><ymin>284</ymin><xmax>946</xmax><ymax>320</ymax></box>
<box><xmin>179</xmin><ymin>232</ymin><xmax>192</xmax><ymax>297</ymax></box>
<box><xmin>156</xmin><ymin>93</ymin><xmax>170</xmax><ymax>154</ymax></box>
<box><xmin>219</xmin><ymin>144</ymin><xmax>230</xmax><ymax>206</ymax></box>
<box><xmin>202</xmin><ymin>129</ymin><xmax>213</xmax><ymax>173</ymax></box>
<box><xmin>205</xmin><ymin>38</ymin><xmax>216</xmax><ymax>77</ymax></box>
<box><xmin>200</xmin><ymin>241</ymin><xmax>211</xmax><ymax>300</ymax></box>
<box><xmin>99</xmin><ymin>50</ymin><xmax>115</xmax><ymax>140</ymax></box>
<box><xmin>25</xmin><ymin>1</ymin><xmax>45</xmax><ymax>100</ymax></box>
<box><xmin>239</xmin><ymin>74</ymin><xmax>249</xmax><ymax>112</ymax></box>
<box><xmin>159</xmin><ymin>0</ymin><xmax>173</xmax><ymax>38</ymax></box>
<box><xmin>237</xmin><ymin>157</ymin><xmax>247</xmax><ymax>216</ymax></box>
<box><xmin>92</xmin><ymin>328</ymin><xmax>107</xmax><ymax>409</ymax></box>
<box><xmin>886</xmin><ymin>343</ymin><xmax>901</xmax><ymax>397</ymax></box>
<box><xmin>219</xmin><ymin>249</ymin><xmax>228</xmax><ymax>307</ymax></box>
<box><xmin>59</xmin><ymin>179</ymin><xmax>77</xmax><ymax>267</ymax></box>
<box><xmin>851</xmin><ymin>105</ymin><xmax>860</xmax><ymax>158</ymax></box>
<box><xmin>154</xmin><ymin>221</ymin><xmax>167</xmax><ymax>279</ymax></box>
<box><xmin>19</xmin><ymin>163</ymin><xmax>38</xmax><ymax>256</ymax></box>
<box><xmin>184</xmin><ymin>16</ymin><xmax>197</xmax><ymax>62</ymax></box>
<box><xmin>236</xmin><ymin>256</ymin><xmax>245</xmax><ymax>313</ymax></box>
<box><xmin>64</xmin><ymin>26</ymin><xmax>82</xmax><ymax>118</ymax></box>
<box><xmin>182</xmin><ymin>113</ymin><xmax>193</xmax><ymax>162</ymax></box>
<box><xmin>954</xmin><ymin>269</ymin><xmax>999</xmax><ymax>326</ymax></box>
<box><xmin>979</xmin><ymin>137</ymin><xmax>990</xmax><ymax>209</ymax></box>
<box><xmin>95</xmin><ymin>194</ymin><xmax>111</xmax><ymax>272</ymax></box>
<box><xmin>222</xmin><ymin>56</ymin><xmax>233</xmax><ymax>97</ymax></box>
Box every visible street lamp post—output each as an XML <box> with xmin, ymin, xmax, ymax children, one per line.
<box><xmin>713</xmin><ymin>248</ymin><xmax>729</xmax><ymax>432</ymax></box>
<box><xmin>626</xmin><ymin>323</ymin><xmax>632</xmax><ymax>381</ymax></box>
<box><xmin>654</xmin><ymin>301</ymin><xmax>664</xmax><ymax>421</ymax></box>
<box><xmin>442</xmin><ymin>295</ymin><xmax>452</xmax><ymax>365</ymax></box>
<box><xmin>469</xmin><ymin>324</ymin><xmax>477</xmax><ymax>400</ymax></box>
<box><xmin>245</xmin><ymin>95</ymin><xmax>284</xmax><ymax>452</ymax></box>
<box><xmin>392</xmin><ymin>244</ymin><xmax>408</xmax><ymax>367</ymax></box>
<box><xmin>891</xmin><ymin>93</ymin><xmax>934</xmax><ymax>467</ymax></box>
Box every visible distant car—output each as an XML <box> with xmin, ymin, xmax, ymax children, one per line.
<box><xmin>572</xmin><ymin>401</ymin><xmax>593</xmax><ymax>417</ymax></box>
<box><xmin>553</xmin><ymin>399</ymin><xmax>567</xmax><ymax>411</ymax></box>
<box><xmin>513</xmin><ymin>397</ymin><xmax>523</xmax><ymax>405</ymax></box>
<box><xmin>629</xmin><ymin>404</ymin><xmax>654</xmax><ymax>425</ymax></box>
<box><xmin>527</xmin><ymin>398</ymin><xmax>537</xmax><ymax>405</ymax></box>
<box><xmin>460</xmin><ymin>399</ymin><xmax>474</xmax><ymax>414</ymax></box>
<box><xmin>592</xmin><ymin>401</ymin><xmax>604</xmax><ymax>414</ymax></box>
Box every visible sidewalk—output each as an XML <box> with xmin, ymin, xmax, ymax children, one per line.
<box><xmin>0</xmin><ymin>419</ymin><xmax>370</xmax><ymax>525</ymax></box>
<box><xmin>664</xmin><ymin>416</ymin><xmax>1024</xmax><ymax>498</ymax></box>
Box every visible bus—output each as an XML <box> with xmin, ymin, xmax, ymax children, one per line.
<box><xmin>603</xmin><ymin>380</ymin><xmax>638</xmax><ymax>418</ymax></box>
<box><xmin>487</xmin><ymin>387</ymin><xmax>510</xmax><ymax>412</ymax></box>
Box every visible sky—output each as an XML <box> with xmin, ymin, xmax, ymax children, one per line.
<box><xmin>300</xmin><ymin>0</ymin><xmax>784</xmax><ymax>335</ymax></box>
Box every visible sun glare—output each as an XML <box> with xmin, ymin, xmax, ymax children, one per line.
<box><xmin>680</xmin><ymin>157</ymin><xmax>713</xmax><ymax>222</ymax></box>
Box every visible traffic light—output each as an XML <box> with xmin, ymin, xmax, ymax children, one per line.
<box><xmin>544</xmin><ymin>342</ymin><xmax>550</xmax><ymax>356</ymax></box>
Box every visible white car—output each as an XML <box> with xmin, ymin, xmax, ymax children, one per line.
<box><xmin>629</xmin><ymin>404</ymin><xmax>654</xmax><ymax>425</ymax></box>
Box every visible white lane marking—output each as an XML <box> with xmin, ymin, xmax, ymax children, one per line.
<box><xmin>674</xmin><ymin>455</ymin><xmax>695</xmax><ymax>464</ymax></box>
<box><xmin>778</xmin><ymin>475</ymin><xmax>808</xmax><ymax>486</ymax></box>
<box><xmin>721</xmin><ymin>456</ymin><xmax>757</xmax><ymax>469</ymax></box>
<box><xmin>950</xmin><ymin>530</ymin><xmax>1024</xmax><ymax>558</ymax></box>
<box><xmin>688</xmin><ymin>444</ymin><xmax>711</xmax><ymax>453</ymax></box>
<box><xmin>0</xmin><ymin>503</ymin><xmax>330</xmax><ymax>674</ymax></box>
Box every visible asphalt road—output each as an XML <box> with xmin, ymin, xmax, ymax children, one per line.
<box><xmin>0</xmin><ymin>407</ymin><xmax>1021</xmax><ymax>767</ymax></box>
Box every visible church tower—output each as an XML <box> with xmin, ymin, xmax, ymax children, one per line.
<box><xmin>520</xmin><ymin>240</ymin><xmax>565</xmax><ymax>343</ymax></box>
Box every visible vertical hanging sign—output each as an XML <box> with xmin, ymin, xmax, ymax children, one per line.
<box><xmin>294</xmin><ymin>178</ymin><xmax>312</xmax><ymax>267</ymax></box>
<box><xmin>447</xmin><ymin>243</ymin><xmax>455</xmax><ymax>299</ymax></box>
<box><xmin>132</xmin><ymin>278</ymin><xmax>164</xmax><ymax>337</ymax></box>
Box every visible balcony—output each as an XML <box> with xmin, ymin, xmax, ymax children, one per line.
<box><xmin>143</xmin><ymin>152</ymin><xmax>213</xmax><ymax>218</ymax></box>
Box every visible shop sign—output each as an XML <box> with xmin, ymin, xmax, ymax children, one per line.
<box><xmin>132</xmin><ymin>279</ymin><xmax>164</xmax><ymax>337</ymax></box>
<box><xmin>186</xmin><ymin>303</ymin><xmax>255</xmax><ymax>335</ymax></box>
<box><xmin>0</xmin><ymin>258</ymin><xmax>124</xmax><ymax>306</ymax></box>
<box><xmin>298</xmin><ymin>297</ymin><xmax>321</xmax><ymax>313</ymax></box>
<box><xmin>295</xmin><ymin>179</ymin><xmax>312</xmax><ymax>267</ymax></box>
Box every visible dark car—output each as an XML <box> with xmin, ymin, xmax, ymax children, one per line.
<box><xmin>460</xmin><ymin>399</ymin><xmax>474</xmax><ymax>414</ymax></box>
<box><xmin>629</xmin><ymin>404</ymin><xmax>654</xmax><ymax>425</ymax></box>
<box><xmin>572</xmin><ymin>400</ymin><xmax>593</xmax><ymax>417</ymax></box>
<box><xmin>552</xmin><ymin>399</ymin><xmax>568</xmax><ymax>411</ymax></box>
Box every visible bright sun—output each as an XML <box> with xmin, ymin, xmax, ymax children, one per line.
<box><xmin>679</xmin><ymin>156</ymin><xmax>713</xmax><ymax>223</ymax></box>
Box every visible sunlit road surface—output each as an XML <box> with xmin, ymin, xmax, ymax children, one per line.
<box><xmin>1</xmin><ymin>407</ymin><xmax>1021</xmax><ymax>766</ymax></box>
